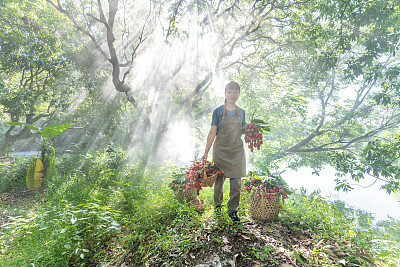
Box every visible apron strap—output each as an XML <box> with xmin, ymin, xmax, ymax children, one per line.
<box><xmin>223</xmin><ymin>104</ymin><xmax>240</xmax><ymax>119</ymax></box>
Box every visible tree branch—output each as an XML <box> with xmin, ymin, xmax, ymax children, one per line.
<box><xmin>287</xmin><ymin>115</ymin><xmax>400</xmax><ymax>153</ymax></box>
<box><xmin>46</xmin><ymin>0</ymin><xmax>109</xmax><ymax>61</ymax></box>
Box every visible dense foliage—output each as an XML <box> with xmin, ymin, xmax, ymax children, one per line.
<box><xmin>1</xmin><ymin>152</ymin><xmax>399</xmax><ymax>266</ymax></box>
<box><xmin>1</xmin><ymin>0</ymin><xmax>400</xmax><ymax>265</ymax></box>
<box><xmin>0</xmin><ymin>0</ymin><xmax>78</xmax><ymax>152</ymax></box>
<box><xmin>0</xmin><ymin>0</ymin><xmax>399</xmax><ymax>192</ymax></box>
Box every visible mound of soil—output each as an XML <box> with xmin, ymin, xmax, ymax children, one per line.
<box><xmin>187</xmin><ymin>217</ymin><xmax>314</xmax><ymax>267</ymax></box>
<box><xmin>121</xmin><ymin>213</ymin><xmax>327</xmax><ymax>267</ymax></box>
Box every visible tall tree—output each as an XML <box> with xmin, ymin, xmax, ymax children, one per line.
<box><xmin>44</xmin><ymin>0</ymin><xmax>400</xmax><ymax>193</ymax></box>
<box><xmin>46</xmin><ymin>0</ymin><xmax>150</xmax><ymax>106</ymax></box>
<box><xmin>234</xmin><ymin>0</ymin><xmax>400</xmax><ymax>192</ymax></box>
<box><xmin>0</xmin><ymin>0</ymin><xmax>80</xmax><ymax>154</ymax></box>
<box><xmin>44</xmin><ymin>0</ymin><xmax>309</xmax><ymax>163</ymax></box>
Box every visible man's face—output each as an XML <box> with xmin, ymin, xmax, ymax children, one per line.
<box><xmin>225</xmin><ymin>88</ymin><xmax>240</xmax><ymax>102</ymax></box>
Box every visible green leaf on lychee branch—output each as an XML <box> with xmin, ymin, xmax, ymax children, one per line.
<box><xmin>251</xmin><ymin>119</ymin><xmax>266</xmax><ymax>124</ymax></box>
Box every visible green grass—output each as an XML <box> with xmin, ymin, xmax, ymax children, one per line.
<box><xmin>0</xmin><ymin>157</ymin><xmax>31</xmax><ymax>193</ymax></box>
<box><xmin>280</xmin><ymin>188</ymin><xmax>400</xmax><ymax>266</ymax></box>
<box><xmin>0</xmin><ymin>151</ymin><xmax>399</xmax><ymax>266</ymax></box>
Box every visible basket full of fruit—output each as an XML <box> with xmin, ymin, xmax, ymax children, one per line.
<box><xmin>186</xmin><ymin>160</ymin><xmax>224</xmax><ymax>194</ymax></box>
<box><xmin>243</xmin><ymin>171</ymin><xmax>289</xmax><ymax>221</ymax></box>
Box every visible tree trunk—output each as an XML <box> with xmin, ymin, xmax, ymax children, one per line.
<box><xmin>0</xmin><ymin>127</ymin><xmax>33</xmax><ymax>155</ymax></box>
<box><xmin>0</xmin><ymin>136</ymin><xmax>15</xmax><ymax>155</ymax></box>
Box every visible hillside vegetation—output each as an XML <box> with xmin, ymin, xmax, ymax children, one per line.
<box><xmin>1</xmin><ymin>151</ymin><xmax>399</xmax><ymax>266</ymax></box>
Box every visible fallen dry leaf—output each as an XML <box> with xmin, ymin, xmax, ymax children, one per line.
<box><xmin>232</xmin><ymin>254</ymin><xmax>239</xmax><ymax>267</ymax></box>
<box><xmin>277</xmin><ymin>247</ymin><xmax>286</xmax><ymax>254</ymax></box>
<box><xmin>222</xmin><ymin>245</ymin><xmax>232</xmax><ymax>252</ymax></box>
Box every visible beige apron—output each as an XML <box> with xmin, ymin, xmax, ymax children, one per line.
<box><xmin>212</xmin><ymin>105</ymin><xmax>246</xmax><ymax>178</ymax></box>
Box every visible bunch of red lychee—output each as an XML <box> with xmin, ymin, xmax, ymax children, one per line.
<box><xmin>245</xmin><ymin>178</ymin><xmax>288</xmax><ymax>200</ymax></box>
<box><xmin>186</xmin><ymin>160</ymin><xmax>224</xmax><ymax>194</ymax></box>
<box><xmin>244</xmin><ymin>123</ymin><xmax>263</xmax><ymax>152</ymax></box>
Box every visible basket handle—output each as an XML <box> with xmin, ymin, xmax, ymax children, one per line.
<box><xmin>261</xmin><ymin>190</ymin><xmax>265</xmax><ymax>207</ymax></box>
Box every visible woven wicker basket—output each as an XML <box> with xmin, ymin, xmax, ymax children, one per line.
<box><xmin>190</xmin><ymin>198</ymin><xmax>205</xmax><ymax>211</ymax></box>
<box><xmin>173</xmin><ymin>188</ymin><xmax>197</xmax><ymax>202</ymax></box>
<box><xmin>249</xmin><ymin>191</ymin><xmax>281</xmax><ymax>221</ymax></box>
<box><xmin>202</xmin><ymin>169</ymin><xmax>219</xmax><ymax>187</ymax></box>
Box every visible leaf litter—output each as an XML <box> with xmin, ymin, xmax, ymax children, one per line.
<box><xmin>121</xmin><ymin>214</ymin><xmax>336</xmax><ymax>266</ymax></box>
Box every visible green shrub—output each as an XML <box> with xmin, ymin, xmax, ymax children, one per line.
<box><xmin>43</xmin><ymin>149</ymin><xmax>132</xmax><ymax>205</ymax></box>
<box><xmin>283</xmin><ymin>188</ymin><xmax>359</xmax><ymax>242</ymax></box>
<box><xmin>282</xmin><ymin>188</ymin><xmax>400</xmax><ymax>266</ymax></box>
<box><xmin>57</xmin><ymin>148</ymin><xmax>127</xmax><ymax>176</ymax></box>
<box><xmin>373</xmin><ymin>218</ymin><xmax>400</xmax><ymax>266</ymax></box>
<box><xmin>0</xmin><ymin>157</ymin><xmax>31</xmax><ymax>193</ymax></box>
<box><xmin>124</xmin><ymin>183</ymin><xmax>202</xmax><ymax>265</ymax></box>
<box><xmin>1</xmin><ymin>201</ymin><xmax>121</xmax><ymax>266</ymax></box>
<box><xmin>0</xmin><ymin>155</ymin><xmax>202</xmax><ymax>266</ymax></box>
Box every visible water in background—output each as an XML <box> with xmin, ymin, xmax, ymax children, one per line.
<box><xmin>11</xmin><ymin>151</ymin><xmax>38</xmax><ymax>157</ymax></box>
<box><xmin>281</xmin><ymin>166</ymin><xmax>400</xmax><ymax>222</ymax></box>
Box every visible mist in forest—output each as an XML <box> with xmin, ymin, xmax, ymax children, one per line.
<box><xmin>3</xmin><ymin>0</ymin><xmax>400</xmax><ymax>199</ymax></box>
<box><xmin>101</xmin><ymin>12</ymin><xmax>227</xmax><ymax>166</ymax></box>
